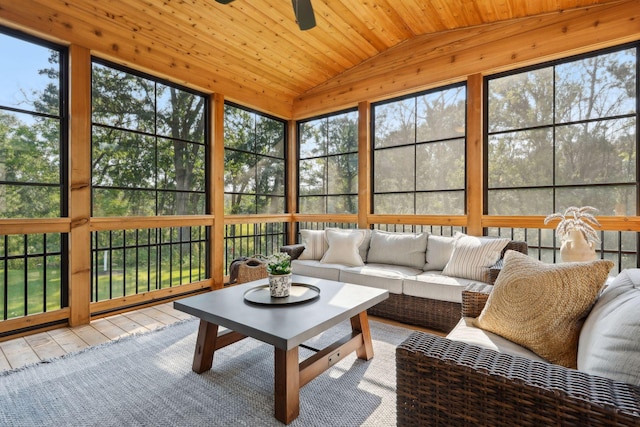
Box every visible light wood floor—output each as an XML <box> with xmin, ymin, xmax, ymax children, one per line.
<box><xmin>0</xmin><ymin>302</ymin><xmax>443</xmax><ymax>373</ymax></box>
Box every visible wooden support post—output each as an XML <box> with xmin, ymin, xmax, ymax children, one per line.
<box><xmin>211</xmin><ymin>94</ymin><xmax>225</xmax><ymax>289</ymax></box>
<box><xmin>466</xmin><ymin>73</ymin><xmax>484</xmax><ymax>236</ymax></box>
<box><xmin>358</xmin><ymin>101</ymin><xmax>371</xmax><ymax>229</ymax></box>
<box><xmin>68</xmin><ymin>44</ymin><xmax>92</xmax><ymax>326</ymax></box>
<box><xmin>287</xmin><ymin>120</ymin><xmax>298</xmax><ymax>244</ymax></box>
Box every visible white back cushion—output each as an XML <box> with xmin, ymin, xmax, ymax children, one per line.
<box><xmin>366</xmin><ymin>230</ymin><xmax>428</xmax><ymax>269</ymax></box>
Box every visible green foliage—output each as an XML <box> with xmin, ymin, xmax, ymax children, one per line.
<box><xmin>298</xmin><ymin>111</ymin><xmax>358</xmax><ymax>214</ymax></box>
<box><xmin>224</xmin><ymin>105</ymin><xmax>286</xmax><ymax>215</ymax></box>
<box><xmin>264</xmin><ymin>252</ymin><xmax>291</xmax><ymax>275</ymax></box>
<box><xmin>488</xmin><ymin>48</ymin><xmax>637</xmax><ymax>216</ymax></box>
<box><xmin>91</xmin><ymin>63</ymin><xmax>206</xmax><ymax>216</ymax></box>
<box><xmin>373</xmin><ymin>85</ymin><xmax>466</xmax><ymax>215</ymax></box>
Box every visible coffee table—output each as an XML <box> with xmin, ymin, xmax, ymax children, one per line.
<box><xmin>173</xmin><ymin>275</ymin><xmax>389</xmax><ymax>424</ymax></box>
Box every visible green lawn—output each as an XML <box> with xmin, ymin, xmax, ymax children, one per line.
<box><xmin>1</xmin><ymin>263</ymin><xmax>206</xmax><ymax>320</ymax></box>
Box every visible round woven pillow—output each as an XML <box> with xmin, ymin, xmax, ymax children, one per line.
<box><xmin>473</xmin><ymin>250</ymin><xmax>613</xmax><ymax>368</ymax></box>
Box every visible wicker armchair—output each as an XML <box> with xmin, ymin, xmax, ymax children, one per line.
<box><xmin>396</xmin><ymin>286</ymin><xmax>640</xmax><ymax>426</ymax></box>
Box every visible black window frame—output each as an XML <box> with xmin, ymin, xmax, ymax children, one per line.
<box><xmin>90</xmin><ymin>57</ymin><xmax>210</xmax><ymax>217</ymax></box>
<box><xmin>297</xmin><ymin>107</ymin><xmax>359</xmax><ymax>214</ymax></box>
<box><xmin>0</xmin><ymin>26</ymin><xmax>69</xmax><ymax>320</ymax></box>
<box><xmin>223</xmin><ymin>101</ymin><xmax>288</xmax><ymax>215</ymax></box>
<box><xmin>371</xmin><ymin>82</ymin><xmax>468</xmax><ymax>215</ymax></box>
<box><xmin>483</xmin><ymin>42</ymin><xmax>640</xmax><ymax>217</ymax></box>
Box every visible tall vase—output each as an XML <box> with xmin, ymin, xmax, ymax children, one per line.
<box><xmin>560</xmin><ymin>229</ymin><xmax>596</xmax><ymax>262</ymax></box>
<box><xmin>269</xmin><ymin>273</ymin><xmax>292</xmax><ymax>297</ymax></box>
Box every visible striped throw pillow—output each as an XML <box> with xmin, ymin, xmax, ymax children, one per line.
<box><xmin>298</xmin><ymin>229</ymin><xmax>329</xmax><ymax>260</ymax></box>
<box><xmin>442</xmin><ymin>233</ymin><xmax>509</xmax><ymax>282</ymax></box>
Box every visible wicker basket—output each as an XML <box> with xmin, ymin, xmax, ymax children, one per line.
<box><xmin>236</xmin><ymin>256</ymin><xmax>268</xmax><ymax>284</ymax></box>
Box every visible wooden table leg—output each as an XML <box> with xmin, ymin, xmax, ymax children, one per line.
<box><xmin>350</xmin><ymin>310</ymin><xmax>374</xmax><ymax>360</ymax></box>
<box><xmin>192</xmin><ymin>319</ymin><xmax>219</xmax><ymax>373</ymax></box>
<box><xmin>274</xmin><ymin>346</ymin><xmax>300</xmax><ymax>424</ymax></box>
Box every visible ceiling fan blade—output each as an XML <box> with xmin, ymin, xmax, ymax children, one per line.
<box><xmin>292</xmin><ymin>0</ymin><xmax>316</xmax><ymax>31</ymax></box>
<box><xmin>215</xmin><ymin>0</ymin><xmax>235</xmax><ymax>4</ymax></box>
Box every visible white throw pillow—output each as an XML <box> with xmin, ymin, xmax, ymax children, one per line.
<box><xmin>578</xmin><ymin>269</ymin><xmax>640</xmax><ymax>386</ymax></box>
<box><xmin>442</xmin><ymin>233</ymin><xmax>509</xmax><ymax>282</ymax></box>
<box><xmin>366</xmin><ymin>230</ymin><xmax>428</xmax><ymax>269</ymax></box>
<box><xmin>326</xmin><ymin>227</ymin><xmax>372</xmax><ymax>262</ymax></box>
<box><xmin>320</xmin><ymin>229</ymin><xmax>365</xmax><ymax>266</ymax></box>
<box><xmin>424</xmin><ymin>234</ymin><xmax>458</xmax><ymax>270</ymax></box>
<box><xmin>298</xmin><ymin>229</ymin><xmax>328</xmax><ymax>260</ymax></box>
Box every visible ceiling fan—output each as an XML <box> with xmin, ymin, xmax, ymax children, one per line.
<box><xmin>215</xmin><ymin>0</ymin><xmax>316</xmax><ymax>31</ymax></box>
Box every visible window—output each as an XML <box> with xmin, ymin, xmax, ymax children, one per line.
<box><xmin>0</xmin><ymin>30</ymin><xmax>66</xmax><ymax>218</ymax></box>
<box><xmin>224</xmin><ymin>103</ymin><xmax>286</xmax><ymax>214</ymax></box>
<box><xmin>372</xmin><ymin>85</ymin><xmax>466</xmax><ymax>214</ymax></box>
<box><xmin>90</xmin><ymin>60</ymin><xmax>209</xmax><ymax>301</ymax></box>
<box><xmin>486</xmin><ymin>44</ymin><xmax>638</xmax><ymax>216</ymax></box>
<box><xmin>298</xmin><ymin>110</ymin><xmax>358</xmax><ymax>214</ymax></box>
<box><xmin>91</xmin><ymin>60</ymin><xmax>207</xmax><ymax>216</ymax></box>
<box><xmin>0</xmin><ymin>29</ymin><xmax>67</xmax><ymax>319</ymax></box>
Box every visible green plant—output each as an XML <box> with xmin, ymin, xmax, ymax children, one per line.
<box><xmin>544</xmin><ymin>206</ymin><xmax>601</xmax><ymax>244</ymax></box>
<box><xmin>264</xmin><ymin>252</ymin><xmax>291</xmax><ymax>275</ymax></box>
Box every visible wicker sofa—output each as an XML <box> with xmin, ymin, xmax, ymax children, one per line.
<box><xmin>396</xmin><ymin>269</ymin><xmax>640</xmax><ymax>426</ymax></box>
<box><xmin>281</xmin><ymin>229</ymin><xmax>528</xmax><ymax>333</ymax></box>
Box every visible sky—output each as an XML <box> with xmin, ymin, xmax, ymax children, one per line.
<box><xmin>0</xmin><ymin>32</ymin><xmax>57</xmax><ymax>112</ymax></box>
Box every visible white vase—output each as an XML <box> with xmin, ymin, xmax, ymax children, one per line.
<box><xmin>560</xmin><ymin>229</ymin><xmax>597</xmax><ymax>262</ymax></box>
<box><xmin>268</xmin><ymin>273</ymin><xmax>292</xmax><ymax>297</ymax></box>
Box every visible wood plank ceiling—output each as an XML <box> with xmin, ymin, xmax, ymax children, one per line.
<box><xmin>0</xmin><ymin>0</ymin><xmax>626</xmax><ymax>117</ymax></box>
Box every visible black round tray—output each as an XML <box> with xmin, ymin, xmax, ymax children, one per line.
<box><xmin>243</xmin><ymin>283</ymin><xmax>320</xmax><ymax>305</ymax></box>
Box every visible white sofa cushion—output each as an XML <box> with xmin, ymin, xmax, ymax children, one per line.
<box><xmin>442</xmin><ymin>233</ymin><xmax>509</xmax><ymax>282</ymax></box>
<box><xmin>404</xmin><ymin>272</ymin><xmax>481</xmax><ymax>303</ymax></box>
<box><xmin>291</xmin><ymin>259</ymin><xmax>343</xmax><ymax>281</ymax></box>
<box><xmin>298</xmin><ymin>229</ymin><xmax>328</xmax><ymax>260</ymax></box>
<box><xmin>321</xmin><ymin>229</ymin><xmax>365</xmax><ymax>267</ymax></box>
<box><xmin>578</xmin><ymin>269</ymin><xmax>640</xmax><ymax>386</ymax></box>
<box><xmin>366</xmin><ymin>230</ymin><xmax>428</xmax><ymax>269</ymax></box>
<box><xmin>339</xmin><ymin>263</ymin><xmax>421</xmax><ymax>294</ymax></box>
<box><xmin>424</xmin><ymin>234</ymin><xmax>458</xmax><ymax>271</ymax></box>
<box><xmin>447</xmin><ymin>318</ymin><xmax>546</xmax><ymax>362</ymax></box>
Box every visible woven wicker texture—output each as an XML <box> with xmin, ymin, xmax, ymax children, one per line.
<box><xmin>396</xmin><ymin>332</ymin><xmax>640</xmax><ymax>426</ymax></box>
<box><xmin>474</xmin><ymin>250</ymin><xmax>613</xmax><ymax>368</ymax></box>
<box><xmin>368</xmin><ymin>293</ymin><xmax>461</xmax><ymax>333</ymax></box>
<box><xmin>461</xmin><ymin>283</ymin><xmax>493</xmax><ymax>318</ymax></box>
<box><xmin>236</xmin><ymin>257</ymin><xmax>268</xmax><ymax>284</ymax></box>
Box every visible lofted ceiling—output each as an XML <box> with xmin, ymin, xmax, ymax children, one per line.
<box><xmin>0</xmin><ymin>0</ymin><xmax>629</xmax><ymax>117</ymax></box>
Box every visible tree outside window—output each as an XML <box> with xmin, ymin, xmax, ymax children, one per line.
<box><xmin>224</xmin><ymin>104</ymin><xmax>286</xmax><ymax>215</ymax></box>
<box><xmin>487</xmin><ymin>46</ymin><xmax>638</xmax><ymax>217</ymax></box>
<box><xmin>91</xmin><ymin>61</ymin><xmax>207</xmax><ymax>217</ymax></box>
<box><xmin>373</xmin><ymin>85</ymin><xmax>466</xmax><ymax>215</ymax></box>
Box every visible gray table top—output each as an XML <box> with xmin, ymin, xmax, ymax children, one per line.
<box><xmin>174</xmin><ymin>275</ymin><xmax>389</xmax><ymax>350</ymax></box>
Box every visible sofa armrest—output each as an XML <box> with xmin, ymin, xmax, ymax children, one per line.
<box><xmin>280</xmin><ymin>244</ymin><xmax>305</xmax><ymax>260</ymax></box>
<box><xmin>488</xmin><ymin>258</ymin><xmax>504</xmax><ymax>285</ymax></box>
<box><xmin>488</xmin><ymin>240</ymin><xmax>528</xmax><ymax>284</ymax></box>
<box><xmin>397</xmin><ymin>332</ymin><xmax>640</xmax><ymax>427</ymax></box>
<box><xmin>461</xmin><ymin>283</ymin><xmax>493</xmax><ymax>317</ymax></box>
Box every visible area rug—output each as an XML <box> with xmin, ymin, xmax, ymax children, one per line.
<box><xmin>0</xmin><ymin>317</ymin><xmax>414</xmax><ymax>426</ymax></box>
